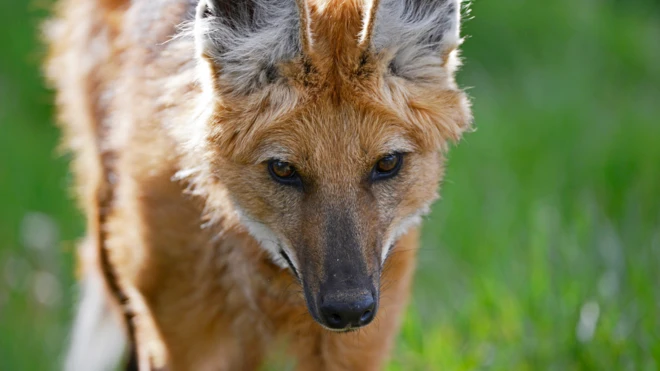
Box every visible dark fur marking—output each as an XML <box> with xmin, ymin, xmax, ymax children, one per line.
<box><xmin>97</xmin><ymin>162</ymin><xmax>138</xmax><ymax>371</ymax></box>
<box><xmin>280</xmin><ymin>248</ymin><xmax>301</xmax><ymax>282</ymax></box>
<box><xmin>124</xmin><ymin>346</ymin><xmax>138</xmax><ymax>371</ymax></box>
<box><xmin>263</xmin><ymin>64</ymin><xmax>279</xmax><ymax>84</ymax></box>
<box><xmin>205</xmin><ymin>0</ymin><xmax>257</xmax><ymax>30</ymax></box>
<box><xmin>388</xmin><ymin>59</ymin><xmax>399</xmax><ymax>75</ymax></box>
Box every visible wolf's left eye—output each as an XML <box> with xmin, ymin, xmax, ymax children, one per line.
<box><xmin>372</xmin><ymin>153</ymin><xmax>403</xmax><ymax>181</ymax></box>
<box><xmin>268</xmin><ymin>160</ymin><xmax>302</xmax><ymax>187</ymax></box>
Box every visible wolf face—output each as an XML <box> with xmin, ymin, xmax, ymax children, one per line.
<box><xmin>184</xmin><ymin>0</ymin><xmax>471</xmax><ymax>331</ymax></box>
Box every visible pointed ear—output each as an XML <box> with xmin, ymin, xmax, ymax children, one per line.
<box><xmin>194</xmin><ymin>0</ymin><xmax>313</xmax><ymax>95</ymax></box>
<box><xmin>367</xmin><ymin>0</ymin><xmax>464</xmax><ymax>81</ymax></box>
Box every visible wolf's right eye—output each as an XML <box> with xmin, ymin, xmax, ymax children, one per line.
<box><xmin>268</xmin><ymin>160</ymin><xmax>302</xmax><ymax>187</ymax></box>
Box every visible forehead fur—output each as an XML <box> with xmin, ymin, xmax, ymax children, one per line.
<box><xmin>206</xmin><ymin>85</ymin><xmax>468</xmax><ymax>165</ymax></box>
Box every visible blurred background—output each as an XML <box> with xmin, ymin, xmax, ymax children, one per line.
<box><xmin>1</xmin><ymin>0</ymin><xmax>659</xmax><ymax>370</ymax></box>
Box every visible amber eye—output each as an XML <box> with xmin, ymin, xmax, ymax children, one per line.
<box><xmin>270</xmin><ymin>160</ymin><xmax>294</xmax><ymax>178</ymax></box>
<box><xmin>268</xmin><ymin>159</ymin><xmax>302</xmax><ymax>187</ymax></box>
<box><xmin>372</xmin><ymin>153</ymin><xmax>403</xmax><ymax>181</ymax></box>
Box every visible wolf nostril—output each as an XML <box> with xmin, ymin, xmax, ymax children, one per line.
<box><xmin>359</xmin><ymin>309</ymin><xmax>373</xmax><ymax>324</ymax></box>
<box><xmin>328</xmin><ymin>313</ymin><xmax>342</xmax><ymax>327</ymax></box>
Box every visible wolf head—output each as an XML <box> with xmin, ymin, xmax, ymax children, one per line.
<box><xmin>183</xmin><ymin>0</ymin><xmax>471</xmax><ymax>331</ymax></box>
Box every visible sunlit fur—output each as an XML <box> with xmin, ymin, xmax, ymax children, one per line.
<box><xmin>45</xmin><ymin>0</ymin><xmax>472</xmax><ymax>369</ymax></box>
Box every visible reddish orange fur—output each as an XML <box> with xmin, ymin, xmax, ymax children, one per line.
<box><xmin>46</xmin><ymin>0</ymin><xmax>471</xmax><ymax>369</ymax></box>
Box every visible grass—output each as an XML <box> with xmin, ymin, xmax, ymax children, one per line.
<box><xmin>1</xmin><ymin>0</ymin><xmax>659</xmax><ymax>370</ymax></box>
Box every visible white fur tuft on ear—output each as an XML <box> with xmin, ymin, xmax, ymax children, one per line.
<box><xmin>372</xmin><ymin>0</ymin><xmax>465</xmax><ymax>81</ymax></box>
<box><xmin>358</xmin><ymin>0</ymin><xmax>381</xmax><ymax>47</ymax></box>
<box><xmin>194</xmin><ymin>0</ymin><xmax>310</xmax><ymax>95</ymax></box>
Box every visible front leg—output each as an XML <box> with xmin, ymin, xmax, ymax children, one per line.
<box><xmin>106</xmin><ymin>165</ymin><xmax>271</xmax><ymax>371</ymax></box>
<box><xmin>290</xmin><ymin>229</ymin><xmax>419</xmax><ymax>371</ymax></box>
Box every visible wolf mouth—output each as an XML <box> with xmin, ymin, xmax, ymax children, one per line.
<box><xmin>279</xmin><ymin>248</ymin><xmax>301</xmax><ymax>282</ymax></box>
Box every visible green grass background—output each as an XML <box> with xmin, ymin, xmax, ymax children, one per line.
<box><xmin>1</xmin><ymin>0</ymin><xmax>659</xmax><ymax>370</ymax></box>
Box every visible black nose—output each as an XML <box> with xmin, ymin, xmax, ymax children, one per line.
<box><xmin>320</xmin><ymin>291</ymin><xmax>376</xmax><ymax>330</ymax></box>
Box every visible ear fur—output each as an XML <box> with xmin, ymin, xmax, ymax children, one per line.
<box><xmin>370</xmin><ymin>0</ymin><xmax>464</xmax><ymax>81</ymax></box>
<box><xmin>194</xmin><ymin>0</ymin><xmax>311</xmax><ymax>95</ymax></box>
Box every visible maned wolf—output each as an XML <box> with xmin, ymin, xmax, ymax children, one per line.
<box><xmin>45</xmin><ymin>0</ymin><xmax>472</xmax><ymax>369</ymax></box>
